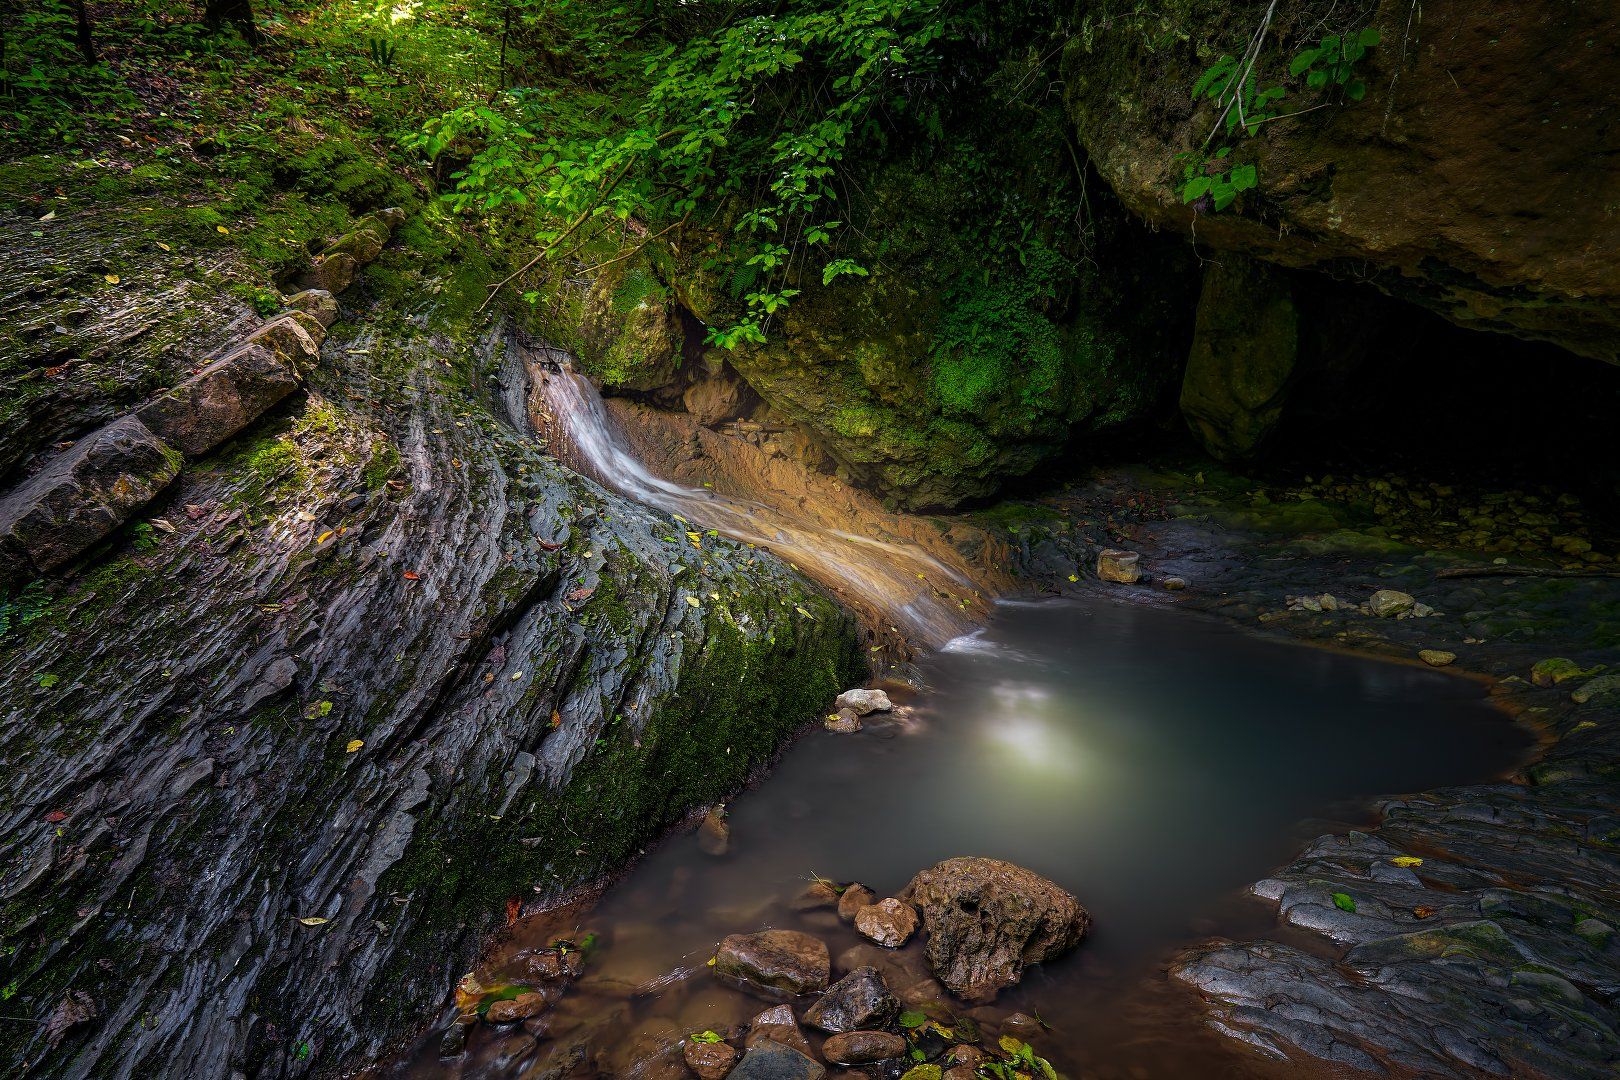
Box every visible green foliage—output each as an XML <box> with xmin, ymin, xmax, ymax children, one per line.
<box><xmin>930</xmin><ymin>247</ymin><xmax>1068</xmax><ymax>415</ymax></box>
<box><xmin>0</xmin><ymin>581</ymin><xmax>51</xmax><ymax>640</ymax></box>
<box><xmin>977</xmin><ymin>1035</ymin><xmax>1061</xmax><ymax>1080</ymax></box>
<box><xmin>367</xmin><ymin>36</ymin><xmax>399</xmax><ymax>72</ymax></box>
<box><xmin>1333</xmin><ymin>891</ymin><xmax>1358</xmax><ymax>913</ymax></box>
<box><xmin>1177</xmin><ymin>24</ymin><xmax>1380</xmax><ymax>213</ymax></box>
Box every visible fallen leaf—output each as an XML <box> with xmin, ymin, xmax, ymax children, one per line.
<box><xmin>685</xmin><ymin>596</ymin><xmax>700</xmax><ymax>607</ymax></box>
<box><xmin>1391</xmin><ymin>856</ymin><xmax>1423</xmax><ymax>868</ymax></box>
<box><xmin>511</xmin><ymin>671</ymin><xmax>524</xmax><ymax>681</ymax></box>
<box><xmin>45</xmin><ymin>810</ymin><xmax>69</xmax><ymax>823</ymax></box>
<box><xmin>1413</xmin><ymin>905</ymin><xmax>1437</xmax><ymax>919</ymax></box>
<box><xmin>795</xmin><ymin>605</ymin><xmax>814</xmax><ymax>619</ymax></box>
<box><xmin>402</xmin><ymin>570</ymin><xmax>420</xmax><ymax>581</ymax></box>
<box><xmin>155</xmin><ymin>241</ymin><xmax>170</xmax><ymax>251</ymax></box>
<box><xmin>1331</xmin><ymin>892</ymin><xmax>1357</xmax><ymax>914</ymax></box>
<box><xmin>39</xmin><ymin>210</ymin><xmax>55</xmax><ymax>221</ymax></box>
<box><xmin>44</xmin><ymin>990</ymin><xmax>96</xmax><ymax>1050</ymax></box>
<box><xmin>505</xmin><ymin>897</ymin><xmax>521</xmax><ymax>925</ymax></box>
<box><xmin>316</xmin><ymin>530</ymin><xmax>335</xmax><ymax>544</ymax></box>
<box><xmin>216</xmin><ymin>225</ymin><xmax>230</xmax><ymax>234</ymax></box>
<box><xmin>565</xmin><ymin>586</ymin><xmax>595</xmax><ymax>602</ymax></box>
<box><xmin>150</xmin><ymin>518</ymin><xmax>177</xmax><ymax>534</ymax></box>
<box><xmin>549</xmin><ymin>710</ymin><xmax>561</xmax><ymax>729</ymax></box>
<box><xmin>295</xmin><ymin>510</ymin><xmax>317</xmax><ymax>522</ymax></box>
<box><xmin>537</xmin><ymin>540</ymin><xmax>564</xmax><ymax>551</ymax></box>
<box><xmin>298</xmin><ymin>916</ymin><xmax>329</xmax><ymax>926</ymax></box>
<box><xmin>345</xmin><ymin>739</ymin><xmax>364</xmax><ymax>753</ymax></box>
<box><xmin>104</xmin><ymin>273</ymin><xmax>120</xmax><ymax>284</ymax></box>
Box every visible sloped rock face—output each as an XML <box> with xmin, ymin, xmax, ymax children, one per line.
<box><xmin>1064</xmin><ymin>1</ymin><xmax>1620</xmax><ymax>362</ymax></box>
<box><xmin>0</xmin><ymin>228</ymin><xmax>861</xmax><ymax>1077</ymax></box>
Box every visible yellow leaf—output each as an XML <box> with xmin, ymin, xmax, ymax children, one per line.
<box><xmin>685</xmin><ymin>596</ymin><xmax>701</xmax><ymax>607</ymax></box>
<box><xmin>1391</xmin><ymin>856</ymin><xmax>1423</xmax><ymax>868</ymax></box>
<box><xmin>104</xmin><ymin>273</ymin><xmax>120</xmax><ymax>284</ymax></box>
<box><xmin>795</xmin><ymin>605</ymin><xmax>814</xmax><ymax>619</ymax></box>
<box><xmin>155</xmin><ymin>241</ymin><xmax>170</xmax><ymax>252</ymax></box>
<box><xmin>298</xmin><ymin>916</ymin><xmax>329</xmax><ymax>926</ymax></box>
<box><xmin>998</xmin><ymin>1035</ymin><xmax>1025</xmax><ymax>1054</ymax></box>
<box><xmin>345</xmin><ymin>739</ymin><xmax>364</xmax><ymax>753</ymax></box>
<box><xmin>511</xmin><ymin>671</ymin><xmax>524</xmax><ymax>681</ymax></box>
<box><xmin>1067</xmin><ymin>574</ymin><xmax>1079</xmax><ymax>582</ymax></box>
<box><xmin>316</xmin><ymin>530</ymin><xmax>335</xmax><ymax>545</ymax></box>
<box><xmin>216</xmin><ymin>225</ymin><xmax>230</xmax><ymax>234</ymax></box>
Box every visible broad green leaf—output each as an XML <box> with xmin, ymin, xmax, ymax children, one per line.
<box><xmin>1332</xmin><ymin>891</ymin><xmax>1357</xmax><ymax>913</ymax></box>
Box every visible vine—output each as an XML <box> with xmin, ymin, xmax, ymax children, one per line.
<box><xmin>1177</xmin><ymin>26</ymin><xmax>1381</xmax><ymax>213</ymax></box>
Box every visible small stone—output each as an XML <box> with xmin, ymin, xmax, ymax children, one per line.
<box><xmin>1097</xmin><ymin>549</ymin><xmax>1141</xmax><ymax>584</ymax></box>
<box><xmin>698</xmin><ymin>806</ymin><xmax>730</xmax><ymax>856</ymax></box>
<box><xmin>1571</xmin><ymin>674</ymin><xmax>1620</xmax><ymax>704</ymax></box>
<box><xmin>715</xmin><ymin>930</ymin><xmax>830</xmax><ymax>999</ymax></box>
<box><xmin>484</xmin><ymin>991</ymin><xmax>549</xmax><ymax>1024</ymax></box>
<box><xmin>825</xmin><ymin>708</ymin><xmax>861</xmax><ymax>734</ymax></box>
<box><xmin>1412</xmin><ymin>601</ymin><xmax>1437</xmax><ymax>617</ymax></box>
<box><xmin>837</xmin><ymin>883</ymin><xmax>877</xmax><ymax>922</ymax></box>
<box><xmin>684</xmin><ymin>1037</ymin><xmax>740</xmax><ymax>1079</ymax></box>
<box><xmin>1419</xmin><ymin>650</ymin><xmax>1457</xmax><ymax>667</ymax></box>
<box><xmin>835</xmin><ymin>689</ymin><xmax>892</xmax><ymax>716</ymax></box>
<box><xmin>1367</xmin><ymin>590</ymin><xmax>1415</xmax><ymax>618</ymax></box>
<box><xmin>1319</xmin><ymin>594</ymin><xmax>1340</xmax><ymax>611</ymax></box>
<box><xmin>1160</xmin><ymin>575</ymin><xmax>1186</xmax><ymax>591</ymax></box>
<box><xmin>854</xmin><ymin>898</ymin><xmax>918</xmax><ymax>948</ymax></box>
<box><xmin>803</xmin><ymin>967</ymin><xmax>899</xmax><ymax>1033</ymax></box>
<box><xmin>746</xmin><ymin>1005</ymin><xmax>815</xmax><ymax>1057</ymax></box>
<box><xmin>821</xmin><ymin>1030</ymin><xmax>907</xmax><ymax>1065</ymax></box>
<box><xmin>437</xmin><ymin>1015</ymin><xmax>476</xmax><ymax>1057</ymax></box>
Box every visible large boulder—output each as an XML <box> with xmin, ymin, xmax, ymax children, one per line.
<box><xmin>1179</xmin><ymin>254</ymin><xmax>1300</xmax><ymax>461</ymax></box>
<box><xmin>1064</xmin><ymin>2</ymin><xmax>1620</xmax><ymax>363</ymax></box>
<box><xmin>714</xmin><ymin>930</ymin><xmax>831</xmax><ymax>999</ymax></box>
<box><xmin>136</xmin><ymin>342</ymin><xmax>303</xmax><ymax>457</ymax></box>
<box><xmin>901</xmin><ymin>857</ymin><xmax>1091</xmax><ymax>1001</ymax></box>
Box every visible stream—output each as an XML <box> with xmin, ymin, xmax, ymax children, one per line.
<box><xmin>391</xmin><ymin>368</ymin><xmax>1534</xmax><ymax>1079</ymax></box>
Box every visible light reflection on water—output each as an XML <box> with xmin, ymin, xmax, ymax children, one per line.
<box><xmin>398</xmin><ymin>597</ymin><xmax>1532</xmax><ymax>1079</ymax></box>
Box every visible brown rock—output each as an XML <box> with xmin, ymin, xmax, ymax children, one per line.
<box><xmin>716</xmin><ymin>930</ymin><xmax>830</xmax><ymax>999</ymax></box>
<box><xmin>684</xmin><ymin>1037</ymin><xmax>740</xmax><ymax>1079</ymax></box>
<box><xmin>284</xmin><ymin>288</ymin><xmax>340</xmax><ymax>328</ymax></box>
<box><xmin>902</xmin><ymin>857</ymin><xmax>1090</xmax><ymax>1001</ymax></box>
<box><xmin>299</xmin><ymin>251</ymin><xmax>359</xmax><ymax>295</ymax></box>
<box><xmin>0</xmin><ymin>416</ymin><xmax>182</xmax><ymax>573</ymax></box>
<box><xmin>854</xmin><ymin>898</ymin><xmax>918</xmax><ymax>948</ymax></box>
<box><xmin>837</xmin><ymin>884</ymin><xmax>877</xmax><ymax>923</ymax></box>
<box><xmin>698</xmin><ymin>805</ymin><xmax>730</xmax><ymax>856</ymax></box>
<box><xmin>1096</xmin><ymin>549</ymin><xmax>1141</xmax><ymax>584</ymax></box>
<box><xmin>240</xmin><ymin>312</ymin><xmax>323</xmax><ymax>375</ymax></box>
<box><xmin>136</xmin><ymin>342</ymin><xmax>301</xmax><ymax>457</ymax></box>
<box><xmin>803</xmin><ymin>967</ymin><xmax>898</xmax><ymax>1034</ymax></box>
<box><xmin>791</xmin><ymin>880</ymin><xmax>842</xmax><ymax>912</ymax></box>
<box><xmin>824</xmin><ymin>708</ymin><xmax>861</xmax><ymax>734</ymax></box>
<box><xmin>746</xmin><ymin>1004</ymin><xmax>815</xmax><ymax>1057</ymax></box>
<box><xmin>822</xmin><ymin>1030</ymin><xmax>907</xmax><ymax>1065</ymax></box>
<box><xmin>484</xmin><ymin>991</ymin><xmax>550</xmax><ymax>1024</ymax></box>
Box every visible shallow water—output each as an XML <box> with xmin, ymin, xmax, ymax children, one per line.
<box><xmin>398</xmin><ymin>596</ymin><xmax>1532</xmax><ymax>1079</ymax></box>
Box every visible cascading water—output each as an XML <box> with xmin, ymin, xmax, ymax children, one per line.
<box><xmin>529</xmin><ymin>354</ymin><xmax>987</xmax><ymax>647</ymax></box>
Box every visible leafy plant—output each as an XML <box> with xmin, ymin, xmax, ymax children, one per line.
<box><xmin>1176</xmin><ymin>24</ymin><xmax>1380</xmax><ymax>213</ymax></box>
<box><xmin>976</xmin><ymin>1035</ymin><xmax>1060</xmax><ymax>1080</ymax></box>
<box><xmin>689</xmin><ymin>1030</ymin><xmax>724</xmax><ymax>1044</ymax></box>
<box><xmin>367</xmin><ymin>36</ymin><xmax>398</xmax><ymax>71</ymax></box>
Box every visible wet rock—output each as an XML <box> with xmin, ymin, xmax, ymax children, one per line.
<box><xmin>824</xmin><ymin>708</ymin><xmax>861</xmax><ymax>734</ymax></box>
<box><xmin>728</xmin><ymin>1037</ymin><xmax>827</xmax><ymax>1080</ymax></box>
<box><xmin>1419</xmin><ymin>650</ymin><xmax>1457</xmax><ymax>667</ymax></box>
<box><xmin>1096</xmin><ymin>548</ymin><xmax>1141</xmax><ymax>584</ymax></box>
<box><xmin>438</xmin><ymin>1014</ymin><xmax>477</xmax><ymax>1057</ymax></box>
<box><xmin>746</xmin><ymin>1004</ymin><xmax>815</xmax><ymax>1057</ymax></box>
<box><xmin>835</xmin><ymin>689</ymin><xmax>892</xmax><ymax>716</ymax></box>
<box><xmin>821</xmin><ymin>1030</ymin><xmax>907</xmax><ymax>1065</ymax></box>
<box><xmin>902</xmin><ymin>857</ymin><xmax>1091</xmax><ymax>1001</ymax></box>
<box><xmin>698</xmin><ymin>806</ymin><xmax>730</xmax><ymax>856</ymax></box>
<box><xmin>943</xmin><ymin>1044</ymin><xmax>984</xmax><ymax>1077</ymax></box>
<box><xmin>1532</xmin><ymin>657</ymin><xmax>1597</xmax><ymax>687</ymax></box>
<box><xmin>1162</xmin><ymin>575</ymin><xmax>1187</xmax><ymax>591</ymax></box>
<box><xmin>715</xmin><ymin>930</ymin><xmax>830</xmax><ymax>999</ymax></box>
<box><xmin>792</xmin><ymin>880</ymin><xmax>842</xmax><ymax>912</ymax></box>
<box><xmin>1178</xmin><ymin>254</ymin><xmax>1299</xmax><ymax>461</ymax></box>
<box><xmin>998</xmin><ymin>1012</ymin><xmax>1043</xmax><ymax>1041</ymax></box>
<box><xmin>510</xmin><ymin>946</ymin><xmax>581</xmax><ymax>983</ymax></box>
<box><xmin>684</xmin><ymin>1036</ymin><xmax>740</xmax><ymax>1079</ymax></box>
<box><xmin>0</xmin><ymin>415</ymin><xmax>182</xmax><ymax>573</ymax></box>
<box><xmin>803</xmin><ymin>967</ymin><xmax>899</xmax><ymax>1033</ymax></box>
<box><xmin>136</xmin><ymin>342</ymin><xmax>303</xmax><ymax>457</ymax></box>
<box><xmin>485</xmin><ymin>991</ymin><xmax>551</xmax><ymax>1024</ymax></box>
<box><xmin>854</xmin><ymin>898</ymin><xmax>918</xmax><ymax>948</ymax></box>
<box><xmin>1367</xmin><ymin>590</ymin><xmax>1416</xmax><ymax>618</ymax></box>
<box><xmin>837</xmin><ymin>884</ymin><xmax>877</xmax><ymax>922</ymax></box>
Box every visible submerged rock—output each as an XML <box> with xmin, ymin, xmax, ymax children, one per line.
<box><xmin>698</xmin><ymin>806</ymin><xmax>731</xmax><ymax>856</ymax></box>
<box><xmin>803</xmin><ymin>967</ymin><xmax>899</xmax><ymax>1033</ymax></box>
<box><xmin>835</xmin><ymin>688</ymin><xmax>893</xmax><ymax>716</ymax></box>
<box><xmin>902</xmin><ymin>857</ymin><xmax>1091</xmax><ymax>1001</ymax></box>
<box><xmin>821</xmin><ymin>1030</ymin><xmax>907</xmax><ymax>1065</ymax></box>
<box><xmin>715</xmin><ymin>930</ymin><xmax>831</xmax><ymax>999</ymax></box>
<box><xmin>837</xmin><ymin>883</ymin><xmax>878</xmax><ymax>922</ymax></box>
<box><xmin>728</xmin><ymin>1037</ymin><xmax>827</xmax><ymax>1080</ymax></box>
<box><xmin>855</xmin><ymin>897</ymin><xmax>919</xmax><ymax>948</ymax></box>
<box><xmin>684</xmin><ymin>1037</ymin><xmax>740</xmax><ymax>1079</ymax></box>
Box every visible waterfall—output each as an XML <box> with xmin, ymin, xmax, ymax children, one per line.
<box><xmin>529</xmin><ymin>357</ymin><xmax>988</xmax><ymax>648</ymax></box>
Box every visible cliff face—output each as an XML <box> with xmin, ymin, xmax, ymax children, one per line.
<box><xmin>0</xmin><ymin>209</ymin><xmax>861</xmax><ymax>1078</ymax></box>
<box><xmin>1064</xmin><ymin>0</ymin><xmax>1620</xmax><ymax>363</ymax></box>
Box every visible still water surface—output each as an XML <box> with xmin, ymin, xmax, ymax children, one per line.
<box><xmin>403</xmin><ymin>596</ymin><xmax>1531</xmax><ymax>1078</ymax></box>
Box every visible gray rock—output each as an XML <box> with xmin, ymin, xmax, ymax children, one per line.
<box><xmin>283</xmin><ymin>288</ymin><xmax>340</xmax><ymax>328</ymax></box>
<box><xmin>834</xmin><ymin>689</ymin><xmax>892</xmax><ymax>715</ymax></box>
<box><xmin>824</xmin><ymin>708</ymin><xmax>861</xmax><ymax>733</ymax></box>
<box><xmin>0</xmin><ymin>415</ymin><xmax>182</xmax><ymax>573</ymax></box>
<box><xmin>727</xmin><ymin>1038</ymin><xmax>826</xmax><ymax>1080</ymax></box>
<box><xmin>803</xmin><ymin>967</ymin><xmax>898</xmax><ymax>1033</ymax></box>
<box><xmin>1368</xmin><ymin>589</ymin><xmax>1416</xmax><ymax>618</ymax></box>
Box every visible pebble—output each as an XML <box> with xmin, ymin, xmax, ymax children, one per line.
<box><xmin>1419</xmin><ymin>650</ymin><xmax>1457</xmax><ymax>667</ymax></box>
<box><xmin>853</xmin><ymin>897</ymin><xmax>919</xmax><ymax>948</ymax></box>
